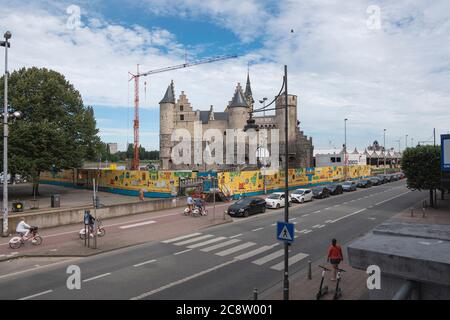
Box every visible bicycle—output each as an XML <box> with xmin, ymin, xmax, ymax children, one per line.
<box><xmin>9</xmin><ymin>226</ymin><xmax>43</xmax><ymax>249</ymax></box>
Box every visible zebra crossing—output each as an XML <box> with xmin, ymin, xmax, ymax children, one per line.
<box><xmin>162</xmin><ymin>233</ymin><xmax>309</xmax><ymax>271</ymax></box>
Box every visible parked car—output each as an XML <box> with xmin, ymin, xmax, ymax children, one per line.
<box><xmin>389</xmin><ymin>173</ymin><xmax>400</xmax><ymax>181</ymax></box>
<box><xmin>368</xmin><ymin>177</ymin><xmax>383</xmax><ymax>186</ymax></box>
<box><xmin>327</xmin><ymin>183</ymin><xmax>343</xmax><ymax>195</ymax></box>
<box><xmin>342</xmin><ymin>181</ymin><xmax>357</xmax><ymax>192</ymax></box>
<box><xmin>356</xmin><ymin>179</ymin><xmax>372</xmax><ymax>188</ymax></box>
<box><xmin>290</xmin><ymin>188</ymin><xmax>314</xmax><ymax>203</ymax></box>
<box><xmin>398</xmin><ymin>172</ymin><xmax>405</xmax><ymax>179</ymax></box>
<box><xmin>227</xmin><ymin>197</ymin><xmax>266</xmax><ymax>217</ymax></box>
<box><xmin>312</xmin><ymin>186</ymin><xmax>331</xmax><ymax>199</ymax></box>
<box><xmin>376</xmin><ymin>175</ymin><xmax>389</xmax><ymax>184</ymax></box>
<box><xmin>265</xmin><ymin>192</ymin><xmax>291</xmax><ymax>209</ymax></box>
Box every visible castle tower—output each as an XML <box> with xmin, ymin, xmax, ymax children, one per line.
<box><xmin>228</xmin><ymin>83</ymin><xmax>249</xmax><ymax>130</ymax></box>
<box><xmin>159</xmin><ymin>81</ymin><xmax>176</xmax><ymax>170</ymax></box>
<box><xmin>275</xmin><ymin>94</ymin><xmax>298</xmax><ymax>167</ymax></box>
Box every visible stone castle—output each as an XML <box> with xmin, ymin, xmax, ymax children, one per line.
<box><xmin>159</xmin><ymin>73</ymin><xmax>314</xmax><ymax>171</ymax></box>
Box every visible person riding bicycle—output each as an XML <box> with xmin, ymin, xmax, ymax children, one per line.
<box><xmin>193</xmin><ymin>198</ymin><xmax>206</xmax><ymax>216</ymax></box>
<box><xmin>16</xmin><ymin>217</ymin><xmax>31</xmax><ymax>239</ymax></box>
<box><xmin>83</xmin><ymin>210</ymin><xmax>96</xmax><ymax>235</ymax></box>
<box><xmin>187</xmin><ymin>195</ymin><xmax>194</xmax><ymax>213</ymax></box>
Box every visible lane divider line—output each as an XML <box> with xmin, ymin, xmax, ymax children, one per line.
<box><xmin>83</xmin><ymin>273</ymin><xmax>111</xmax><ymax>283</ymax></box>
<box><xmin>174</xmin><ymin>249</ymin><xmax>192</xmax><ymax>255</ymax></box>
<box><xmin>19</xmin><ymin>290</ymin><xmax>53</xmax><ymax>300</ymax></box>
<box><xmin>133</xmin><ymin>259</ymin><xmax>157</xmax><ymax>267</ymax></box>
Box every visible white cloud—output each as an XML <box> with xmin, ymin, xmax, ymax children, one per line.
<box><xmin>1</xmin><ymin>0</ymin><xmax>449</xmax><ymax>152</ymax></box>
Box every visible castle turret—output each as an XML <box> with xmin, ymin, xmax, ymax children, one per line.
<box><xmin>244</xmin><ymin>72</ymin><xmax>254</xmax><ymax>112</ymax></box>
<box><xmin>159</xmin><ymin>81</ymin><xmax>176</xmax><ymax>169</ymax></box>
<box><xmin>275</xmin><ymin>93</ymin><xmax>298</xmax><ymax>142</ymax></box>
<box><xmin>228</xmin><ymin>83</ymin><xmax>249</xmax><ymax>130</ymax></box>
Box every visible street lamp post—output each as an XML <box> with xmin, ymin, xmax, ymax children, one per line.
<box><xmin>344</xmin><ymin>118</ymin><xmax>348</xmax><ymax>180</ymax></box>
<box><xmin>1</xmin><ymin>31</ymin><xmax>11</xmax><ymax>237</ymax></box>
<box><xmin>383</xmin><ymin>129</ymin><xmax>386</xmax><ymax>175</ymax></box>
<box><xmin>259</xmin><ymin>98</ymin><xmax>268</xmax><ymax>194</ymax></box>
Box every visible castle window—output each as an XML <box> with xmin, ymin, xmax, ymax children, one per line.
<box><xmin>180</xmin><ymin>105</ymin><xmax>184</xmax><ymax>111</ymax></box>
<box><xmin>180</xmin><ymin>115</ymin><xmax>185</xmax><ymax>121</ymax></box>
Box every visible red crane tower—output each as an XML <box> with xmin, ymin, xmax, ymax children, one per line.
<box><xmin>128</xmin><ymin>54</ymin><xmax>238</xmax><ymax>170</ymax></box>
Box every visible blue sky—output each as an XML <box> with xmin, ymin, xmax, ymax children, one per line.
<box><xmin>1</xmin><ymin>0</ymin><xmax>450</xmax><ymax>151</ymax></box>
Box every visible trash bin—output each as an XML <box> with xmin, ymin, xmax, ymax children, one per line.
<box><xmin>51</xmin><ymin>194</ymin><xmax>60</xmax><ymax>208</ymax></box>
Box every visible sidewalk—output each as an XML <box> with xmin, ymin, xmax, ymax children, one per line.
<box><xmin>263</xmin><ymin>245</ymin><xmax>368</xmax><ymax>300</ymax></box>
<box><xmin>391</xmin><ymin>194</ymin><xmax>450</xmax><ymax>225</ymax></box>
<box><xmin>0</xmin><ymin>201</ymin><xmax>233</xmax><ymax>263</ymax></box>
<box><xmin>1</xmin><ymin>183</ymin><xmax>156</xmax><ymax>213</ymax></box>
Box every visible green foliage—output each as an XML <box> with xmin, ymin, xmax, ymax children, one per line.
<box><xmin>401</xmin><ymin>145</ymin><xmax>441</xmax><ymax>191</ymax></box>
<box><xmin>0</xmin><ymin>67</ymin><xmax>102</xmax><ymax>180</ymax></box>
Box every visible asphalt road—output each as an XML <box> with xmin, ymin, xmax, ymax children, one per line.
<box><xmin>0</xmin><ymin>180</ymin><xmax>426</xmax><ymax>300</ymax></box>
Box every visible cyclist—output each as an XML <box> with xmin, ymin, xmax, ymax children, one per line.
<box><xmin>194</xmin><ymin>198</ymin><xmax>206</xmax><ymax>216</ymax></box>
<box><xmin>187</xmin><ymin>195</ymin><xmax>194</xmax><ymax>213</ymax></box>
<box><xmin>16</xmin><ymin>217</ymin><xmax>31</xmax><ymax>239</ymax></box>
<box><xmin>84</xmin><ymin>210</ymin><xmax>96</xmax><ymax>236</ymax></box>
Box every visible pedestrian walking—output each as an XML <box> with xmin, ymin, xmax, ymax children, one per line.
<box><xmin>327</xmin><ymin>238</ymin><xmax>343</xmax><ymax>281</ymax></box>
<box><xmin>139</xmin><ymin>189</ymin><xmax>145</xmax><ymax>201</ymax></box>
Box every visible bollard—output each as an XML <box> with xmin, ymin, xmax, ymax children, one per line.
<box><xmin>253</xmin><ymin>288</ymin><xmax>258</xmax><ymax>300</ymax></box>
<box><xmin>410</xmin><ymin>207</ymin><xmax>414</xmax><ymax>217</ymax></box>
<box><xmin>422</xmin><ymin>207</ymin><xmax>426</xmax><ymax>218</ymax></box>
<box><xmin>307</xmin><ymin>260</ymin><xmax>312</xmax><ymax>280</ymax></box>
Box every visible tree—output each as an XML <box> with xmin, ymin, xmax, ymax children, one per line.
<box><xmin>0</xmin><ymin>67</ymin><xmax>102</xmax><ymax>194</ymax></box>
<box><xmin>401</xmin><ymin>145</ymin><xmax>441</xmax><ymax>207</ymax></box>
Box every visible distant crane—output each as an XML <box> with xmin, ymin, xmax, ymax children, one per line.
<box><xmin>128</xmin><ymin>54</ymin><xmax>238</xmax><ymax>170</ymax></box>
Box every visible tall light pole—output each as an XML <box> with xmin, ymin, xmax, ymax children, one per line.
<box><xmin>283</xmin><ymin>65</ymin><xmax>289</xmax><ymax>301</ymax></box>
<box><xmin>259</xmin><ymin>98</ymin><xmax>268</xmax><ymax>194</ymax></box>
<box><xmin>344</xmin><ymin>118</ymin><xmax>348</xmax><ymax>180</ymax></box>
<box><xmin>405</xmin><ymin>134</ymin><xmax>408</xmax><ymax>150</ymax></box>
<box><xmin>383</xmin><ymin>129</ymin><xmax>386</xmax><ymax>175</ymax></box>
<box><xmin>1</xmin><ymin>31</ymin><xmax>11</xmax><ymax>237</ymax></box>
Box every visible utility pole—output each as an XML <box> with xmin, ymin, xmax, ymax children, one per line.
<box><xmin>1</xmin><ymin>31</ymin><xmax>11</xmax><ymax>237</ymax></box>
<box><xmin>283</xmin><ymin>65</ymin><xmax>289</xmax><ymax>301</ymax></box>
<box><xmin>383</xmin><ymin>129</ymin><xmax>387</xmax><ymax>175</ymax></box>
<box><xmin>344</xmin><ymin>118</ymin><xmax>348</xmax><ymax>180</ymax></box>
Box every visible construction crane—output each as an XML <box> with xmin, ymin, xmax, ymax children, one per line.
<box><xmin>128</xmin><ymin>54</ymin><xmax>238</xmax><ymax>170</ymax></box>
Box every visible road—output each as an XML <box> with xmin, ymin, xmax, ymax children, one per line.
<box><xmin>0</xmin><ymin>180</ymin><xmax>426</xmax><ymax>300</ymax></box>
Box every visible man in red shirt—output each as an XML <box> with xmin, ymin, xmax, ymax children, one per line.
<box><xmin>327</xmin><ymin>238</ymin><xmax>343</xmax><ymax>281</ymax></box>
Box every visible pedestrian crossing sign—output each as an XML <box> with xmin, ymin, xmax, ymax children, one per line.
<box><xmin>277</xmin><ymin>222</ymin><xmax>294</xmax><ymax>243</ymax></box>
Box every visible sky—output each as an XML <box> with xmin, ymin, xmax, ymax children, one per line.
<box><xmin>1</xmin><ymin>0</ymin><xmax>450</xmax><ymax>152</ymax></box>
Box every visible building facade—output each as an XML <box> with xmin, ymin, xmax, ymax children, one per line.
<box><xmin>159</xmin><ymin>74</ymin><xmax>314</xmax><ymax>171</ymax></box>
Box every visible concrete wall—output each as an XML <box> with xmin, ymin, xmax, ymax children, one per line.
<box><xmin>1</xmin><ymin>197</ymin><xmax>187</xmax><ymax>234</ymax></box>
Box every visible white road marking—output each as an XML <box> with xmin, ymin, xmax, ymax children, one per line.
<box><xmin>0</xmin><ymin>258</ymin><xmax>79</xmax><ymax>280</ymax></box>
<box><xmin>374</xmin><ymin>191</ymin><xmax>410</xmax><ymax>206</ymax></box>
<box><xmin>174</xmin><ymin>249</ymin><xmax>192</xmax><ymax>255</ymax></box>
<box><xmin>49</xmin><ymin>249</ymin><xmax>58</xmax><ymax>252</ymax></box>
<box><xmin>317</xmin><ymin>225</ymin><xmax>326</xmax><ymax>229</ymax></box>
<box><xmin>215</xmin><ymin>242</ymin><xmax>256</xmax><ymax>257</ymax></box>
<box><xmin>313</xmin><ymin>210</ymin><xmax>321</xmax><ymax>213</ymax></box>
<box><xmin>187</xmin><ymin>237</ymin><xmax>226</xmax><ymax>249</ymax></box>
<box><xmin>252</xmin><ymin>250</ymin><xmax>284</xmax><ymax>265</ymax></box>
<box><xmin>270</xmin><ymin>223</ymin><xmax>277</xmax><ymax>226</ymax></box>
<box><xmin>119</xmin><ymin>220</ymin><xmax>156</xmax><ymax>229</ymax></box>
<box><xmin>324</xmin><ymin>207</ymin><xmax>331</xmax><ymax>210</ymax></box>
<box><xmin>83</xmin><ymin>273</ymin><xmax>111</xmax><ymax>283</ymax></box>
<box><xmin>174</xmin><ymin>234</ymin><xmax>214</xmax><ymax>246</ymax></box>
<box><xmin>330</xmin><ymin>208</ymin><xmax>367</xmax><ymax>223</ymax></box>
<box><xmin>130</xmin><ymin>259</ymin><xmax>238</xmax><ymax>300</ymax></box>
<box><xmin>312</xmin><ymin>224</ymin><xmax>321</xmax><ymax>228</ymax></box>
<box><xmin>271</xmin><ymin>252</ymin><xmax>309</xmax><ymax>271</ymax></box>
<box><xmin>229</xmin><ymin>234</ymin><xmax>243</xmax><ymax>239</ymax></box>
<box><xmin>133</xmin><ymin>259</ymin><xmax>157</xmax><ymax>267</ymax></box>
<box><xmin>418</xmin><ymin>241</ymin><xmax>431</xmax><ymax>246</ymax></box>
<box><xmin>252</xmin><ymin>228</ymin><xmax>264</xmax><ymax>232</ymax></box>
<box><xmin>201</xmin><ymin>239</ymin><xmax>241</xmax><ymax>252</ymax></box>
<box><xmin>325</xmin><ymin>220</ymin><xmax>334</xmax><ymax>223</ymax></box>
<box><xmin>302</xmin><ymin>214</ymin><xmax>310</xmax><ymax>217</ymax></box>
<box><xmin>162</xmin><ymin>233</ymin><xmax>202</xmax><ymax>243</ymax></box>
<box><xmin>234</xmin><ymin>244</ymin><xmax>279</xmax><ymax>260</ymax></box>
<box><xmin>19</xmin><ymin>290</ymin><xmax>53</xmax><ymax>300</ymax></box>
<box><xmin>368</xmin><ymin>217</ymin><xmax>376</xmax><ymax>220</ymax></box>
<box><xmin>333</xmin><ymin>204</ymin><xmax>340</xmax><ymax>207</ymax></box>
<box><xmin>289</xmin><ymin>218</ymin><xmax>297</xmax><ymax>221</ymax></box>
<box><xmin>303</xmin><ymin>230</ymin><xmax>313</xmax><ymax>234</ymax></box>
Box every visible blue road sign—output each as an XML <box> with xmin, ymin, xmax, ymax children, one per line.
<box><xmin>277</xmin><ymin>221</ymin><xmax>295</xmax><ymax>243</ymax></box>
<box><xmin>441</xmin><ymin>134</ymin><xmax>450</xmax><ymax>172</ymax></box>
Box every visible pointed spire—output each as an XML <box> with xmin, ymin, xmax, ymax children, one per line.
<box><xmin>159</xmin><ymin>80</ymin><xmax>175</xmax><ymax>104</ymax></box>
<box><xmin>229</xmin><ymin>83</ymin><xmax>248</xmax><ymax>108</ymax></box>
<box><xmin>244</xmin><ymin>69</ymin><xmax>253</xmax><ymax>102</ymax></box>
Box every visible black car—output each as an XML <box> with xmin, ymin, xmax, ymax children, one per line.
<box><xmin>312</xmin><ymin>186</ymin><xmax>331</xmax><ymax>199</ymax></box>
<box><xmin>356</xmin><ymin>179</ymin><xmax>372</xmax><ymax>188</ymax></box>
<box><xmin>376</xmin><ymin>175</ymin><xmax>389</xmax><ymax>183</ymax></box>
<box><xmin>327</xmin><ymin>183</ymin><xmax>343</xmax><ymax>195</ymax></box>
<box><xmin>368</xmin><ymin>177</ymin><xmax>383</xmax><ymax>186</ymax></box>
<box><xmin>227</xmin><ymin>197</ymin><xmax>266</xmax><ymax>217</ymax></box>
<box><xmin>389</xmin><ymin>173</ymin><xmax>400</xmax><ymax>181</ymax></box>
